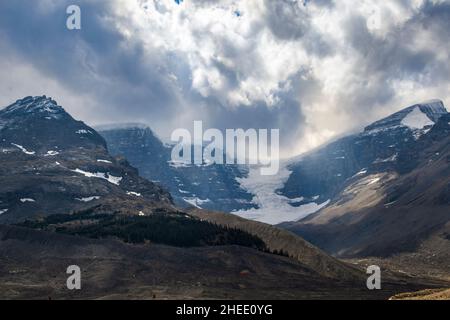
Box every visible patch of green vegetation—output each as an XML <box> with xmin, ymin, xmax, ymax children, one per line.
<box><xmin>18</xmin><ymin>210</ymin><xmax>267</xmax><ymax>250</ymax></box>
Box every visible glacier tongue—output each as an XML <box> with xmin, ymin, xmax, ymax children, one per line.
<box><xmin>234</xmin><ymin>162</ymin><xmax>329</xmax><ymax>225</ymax></box>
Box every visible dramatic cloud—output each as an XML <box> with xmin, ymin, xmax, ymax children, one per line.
<box><xmin>0</xmin><ymin>0</ymin><xmax>449</xmax><ymax>156</ymax></box>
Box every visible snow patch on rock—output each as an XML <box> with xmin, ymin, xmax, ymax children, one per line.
<box><xmin>11</xmin><ymin>143</ymin><xmax>35</xmax><ymax>155</ymax></box>
<box><xmin>76</xmin><ymin>129</ymin><xmax>92</xmax><ymax>134</ymax></box>
<box><xmin>71</xmin><ymin>169</ymin><xmax>122</xmax><ymax>185</ymax></box>
<box><xmin>183</xmin><ymin>197</ymin><xmax>211</xmax><ymax>208</ymax></box>
<box><xmin>20</xmin><ymin>198</ymin><xmax>36</xmax><ymax>203</ymax></box>
<box><xmin>45</xmin><ymin>150</ymin><xmax>59</xmax><ymax>156</ymax></box>
<box><xmin>97</xmin><ymin>159</ymin><xmax>112</xmax><ymax>164</ymax></box>
<box><xmin>401</xmin><ymin>107</ymin><xmax>434</xmax><ymax>130</ymax></box>
<box><xmin>126</xmin><ymin>191</ymin><xmax>142</xmax><ymax>197</ymax></box>
<box><xmin>75</xmin><ymin>196</ymin><xmax>101</xmax><ymax>202</ymax></box>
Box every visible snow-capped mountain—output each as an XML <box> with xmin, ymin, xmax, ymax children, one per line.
<box><xmin>98</xmin><ymin>123</ymin><xmax>333</xmax><ymax>224</ymax></box>
<box><xmin>279</xmin><ymin>100</ymin><xmax>449</xmax><ymax>207</ymax></box>
<box><xmin>364</xmin><ymin>99</ymin><xmax>446</xmax><ymax>138</ymax></box>
<box><xmin>97</xmin><ymin>124</ymin><xmax>256</xmax><ymax>212</ymax></box>
<box><xmin>1</xmin><ymin>96</ymin><xmax>375</xmax><ymax>300</ymax></box>
<box><xmin>96</xmin><ymin>100</ymin><xmax>449</xmax><ymax>225</ymax></box>
<box><xmin>1</xmin><ymin>95</ymin><xmax>448</xmax><ymax>288</ymax></box>
<box><xmin>0</xmin><ymin>96</ymin><xmax>173</xmax><ymax>223</ymax></box>
<box><xmin>0</xmin><ymin>96</ymin><xmax>107</xmax><ymax>152</ymax></box>
<box><xmin>282</xmin><ymin>110</ymin><xmax>450</xmax><ymax>259</ymax></box>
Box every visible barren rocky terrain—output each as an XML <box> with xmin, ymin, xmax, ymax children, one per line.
<box><xmin>1</xmin><ymin>224</ymin><xmax>447</xmax><ymax>300</ymax></box>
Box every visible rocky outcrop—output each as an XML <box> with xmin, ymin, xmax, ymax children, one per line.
<box><xmin>0</xmin><ymin>96</ymin><xmax>173</xmax><ymax>223</ymax></box>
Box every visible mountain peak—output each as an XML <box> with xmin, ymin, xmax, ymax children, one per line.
<box><xmin>1</xmin><ymin>96</ymin><xmax>65</xmax><ymax>119</ymax></box>
<box><xmin>0</xmin><ymin>96</ymin><xmax>107</xmax><ymax>152</ymax></box>
<box><xmin>364</xmin><ymin>99</ymin><xmax>448</xmax><ymax>134</ymax></box>
<box><xmin>412</xmin><ymin>99</ymin><xmax>447</xmax><ymax>122</ymax></box>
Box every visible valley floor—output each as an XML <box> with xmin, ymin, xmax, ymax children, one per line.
<box><xmin>1</xmin><ymin>225</ymin><xmax>448</xmax><ymax>300</ymax></box>
<box><xmin>344</xmin><ymin>230</ymin><xmax>450</xmax><ymax>283</ymax></box>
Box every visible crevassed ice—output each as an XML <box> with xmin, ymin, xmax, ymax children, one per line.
<box><xmin>234</xmin><ymin>162</ymin><xmax>330</xmax><ymax>225</ymax></box>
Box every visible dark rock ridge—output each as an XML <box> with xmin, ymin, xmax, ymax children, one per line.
<box><xmin>0</xmin><ymin>96</ymin><xmax>173</xmax><ymax>223</ymax></box>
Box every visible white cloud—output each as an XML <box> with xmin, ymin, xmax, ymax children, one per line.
<box><xmin>1</xmin><ymin>0</ymin><xmax>449</xmax><ymax>156</ymax></box>
<box><xmin>109</xmin><ymin>0</ymin><xmax>450</xmax><ymax>153</ymax></box>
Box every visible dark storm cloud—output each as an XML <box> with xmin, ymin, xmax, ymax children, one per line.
<box><xmin>203</xmin><ymin>69</ymin><xmax>321</xmax><ymax>151</ymax></box>
<box><xmin>345</xmin><ymin>14</ymin><xmax>434</xmax><ymax>78</ymax></box>
<box><xmin>407</xmin><ymin>0</ymin><xmax>450</xmax><ymax>83</ymax></box>
<box><xmin>264</xmin><ymin>0</ymin><xmax>310</xmax><ymax>40</ymax></box>
<box><xmin>304</xmin><ymin>0</ymin><xmax>335</xmax><ymax>8</ymax></box>
<box><xmin>206</xmin><ymin>99</ymin><xmax>305</xmax><ymax>151</ymax></box>
<box><xmin>0</xmin><ymin>0</ymin><xmax>308</xmax><ymax>142</ymax></box>
<box><xmin>338</xmin><ymin>0</ymin><xmax>450</xmax><ymax>120</ymax></box>
<box><xmin>0</xmin><ymin>0</ymin><xmax>178</xmax><ymax>122</ymax></box>
<box><xmin>263</xmin><ymin>0</ymin><xmax>335</xmax><ymax>57</ymax></box>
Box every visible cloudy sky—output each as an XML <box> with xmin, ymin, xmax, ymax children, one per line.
<box><xmin>0</xmin><ymin>0</ymin><xmax>449</xmax><ymax>157</ymax></box>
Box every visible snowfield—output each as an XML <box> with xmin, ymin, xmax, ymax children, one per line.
<box><xmin>234</xmin><ymin>161</ymin><xmax>330</xmax><ymax>225</ymax></box>
<box><xmin>401</xmin><ymin>107</ymin><xmax>434</xmax><ymax>130</ymax></box>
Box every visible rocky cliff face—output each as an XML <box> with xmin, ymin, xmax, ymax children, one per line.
<box><xmin>0</xmin><ymin>96</ymin><xmax>173</xmax><ymax>223</ymax></box>
<box><xmin>98</xmin><ymin>125</ymin><xmax>255</xmax><ymax>212</ymax></box>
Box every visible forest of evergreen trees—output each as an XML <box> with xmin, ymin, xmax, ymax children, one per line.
<box><xmin>19</xmin><ymin>210</ymin><xmax>267</xmax><ymax>250</ymax></box>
